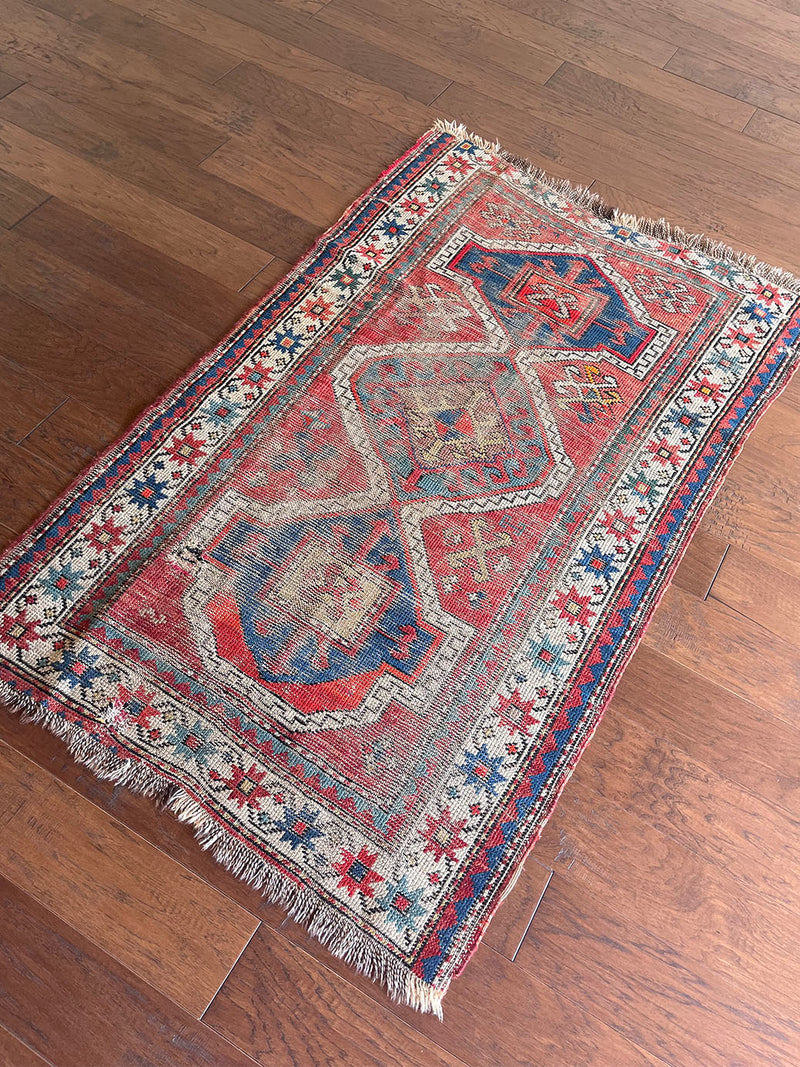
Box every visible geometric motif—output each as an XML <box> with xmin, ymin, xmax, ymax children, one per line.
<box><xmin>551</xmin><ymin>363</ymin><xmax>623</xmax><ymax>424</ymax></box>
<box><xmin>351</xmin><ymin>353</ymin><xmax>569</xmax><ymax>501</ymax></box>
<box><xmin>0</xmin><ymin>122</ymin><xmax>798</xmax><ymax>1018</ymax></box>
<box><xmin>201</xmin><ymin>510</ymin><xmax>443</xmax><ymax>732</ymax></box>
<box><xmin>448</xmin><ymin>244</ymin><xmax>656</xmax><ymax>362</ymax></box>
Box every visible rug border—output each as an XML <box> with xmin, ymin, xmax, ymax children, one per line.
<box><xmin>1</xmin><ymin>120</ymin><xmax>798</xmax><ymax>1018</ymax></box>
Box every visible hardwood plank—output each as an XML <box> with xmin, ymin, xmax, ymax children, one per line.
<box><xmin>321</xmin><ymin>0</ymin><xmax>564</xmax><ymax>92</ymax></box>
<box><xmin>481</xmin><ymin>856</ymin><xmax>552</xmax><ymax>960</ymax></box>
<box><xmin>530</xmin><ymin>771</ymin><xmax>800</xmax><ymax>1020</ymax></box>
<box><xmin>610</xmin><ymin>644</ymin><xmax>800</xmax><ymax>815</ymax></box>
<box><xmin>0</xmin><ymin>876</ymin><xmax>262</xmax><ymax>1066</ymax></box>
<box><xmin>699</xmin><ymin>0</ymin><xmax>800</xmax><ymax>27</ymax></box>
<box><xmin>216</xmin><ymin>58</ymin><xmax>423</xmax><ymax>145</ymax></box>
<box><xmin>15</xmin><ymin>0</ymin><xmax>430</xmax><ymax>141</ymax></box>
<box><xmin>0</xmin><ymin>115</ymin><xmax>269</xmax><ymax>289</ymax></box>
<box><xmin>0</xmin><ymin>71</ymin><xmax>23</xmax><ymax>100</ymax></box>
<box><xmin>0</xmin><ymin>168</ymin><xmax>49</xmax><ymax>228</ymax></box>
<box><xmin>125</xmin><ymin>0</ymin><xmax>452</xmax><ymax>104</ymax></box>
<box><xmin>425</xmin><ymin>0</ymin><xmax>677</xmax><ymax>67</ymax></box>
<box><xmin>18</xmin><ymin>396</ymin><xmax>120</xmax><ymax>478</ymax></box>
<box><xmin>201</xmin><ymin>122</ymin><xmax>378</xmax><ymax>202</ymax></box>
<box><xmin>544</xmin><ymin>61</ymin><xmax>800</xmax><ymax>196</ymax></box>
<box><xmin>709</xmin><ymin>544</ymin><xmax>800</xmax><ymax>645</ymax></box>
<box><xmin>779</xmin><ymin>370</ymin><xmax>800</xmax><ymax>413</ymax></box>
<box><xmin>205</xmin><ymin>925</ymin><xmax>473</xmax><ymax>1067</ymax></box>
<box><xmin>0</xmin><ymin>0</ymin><xmax>407</xmax><ymax>185</ymax></box>
<box><xmin>0</xmin><ymin>709</ymin><xmax>287</xmax><ymax>926</ymax></box>
<box><xmin>674</xmin><ymin>0</ymin><xmax>800</xmax><ymax>44</ymax></box>
<box><xmin>670</xmin><ymin>529</ymin><xmax>728</xmax><ymax>598</ymax></box>
<box><xmin>666</xmin><ymin>49</ymin><xmax>800</xmax><ymax>124</ymax></box>
<box><xmin>562</xmin><ymin>698</ymin><xmax>800</xmax><ymax>914</ymax></box>
<box><xmin>695</xmin><ymin>403</ymin><xmax>800</xmax><ymax>567</ymax></box>
<box><xmin>552</xmin><ymin>47</ymin><xmax>755</xmax><ymax>131</ymax></box>
<box><xmin>0</xmin><ymin>525</ymin><xmax>15</xmax><ymax>552</ymax></box>
<box><xmin>515</xmin><ymin>875</ymin><xmax>800</xmax><ymax>1067</ymax></box>
<box><xmin>239</xmin><ymin>257</ymin><xmax>294</xmax><ymax>301</ymax></box>
<box><xmin>420</xmin><ymin>81</ymin><xmax>604</xmax><ymax>187</ymax></box>
<box><xmin>433</xmin><ymin>80</ymin><xmax>800</xmax><ymax>241</ymax></box>
<box><xmin>201</xmin><ymin>138</ymin><xmax>358</xmax><ymax>229</ymax></box>
<box><xmin>0</xmin><ymin>1025</ymin><xmax>53</xmax><ymax>1067</ymax></box>
<box><xmin>0</xmin><ymin>83</ymin><xmax>320</xmax><ymax>265</ymax></box>
<box><xmin>643</xmin><ymin>582</ymin><xmax>800</xmax><ymax>724</ymax></box>
<box><xmin>0</xmin><ymin>442</ymin><xmax>70</xmax><ymax>532</ymax></box>
<box><xmin>187</xmin><ymin>7</ymin><xmax>435</xmax><ymax>126</ymax></box>
<box><xmin>0</xmin><ymin>219</ymin><xmax>209</xmax><ymax>367</ymax></box>
<box><xmin>0</xmin><ymin>286</ymin><xmax>181</xmax><ymax>423</ymax></box>
<box><xmin>0</xmin><ymin>740</ymin><xmax>259</xmax><ymax>1015</ymax></box>
<box><xmin>0</xmin><ymin>356</ymin><xmax>66</xmax><ymax>446</ymax></box>
<box><xmin>745</xmin><ymin>107</ymin><xmax>800</xmax><ymax>153</ymax></box>
<box><xmin>206</xmin><ymin>922</ymin><xmax>664</xmax><ymax>1067</ymax></box>
<box><xmin>564</xmin><ymin>0</ymin><xmax>800</xmax><ymax>84</ymax></box>
<box><xmin>699</xmin><ymin>460</ymin><xmax>800</xmax><ymax>572</ymax></box>
<box><xmin>633</xmin><ymin>0</ymin><xmax>800</xmax><ymax>67</ymax></box>
<box><xmin>30</xmin><ymin>0</ymin><xmax>238</xmax><ymax>82</ymax></box>
<box><xmin>276</xmin><ymin>0</ymin><xmax>324</xmax><ymax>12</ymax></box>
<box><xmin>14</xmin><ymin>195</ymin><xmax>252</xmax><ymax>339</ymax></box>
<box><xmin>0</xmin><ymin>53</ymin><xmax>228</xmax><ymax>166</ymax></box>
<box><xmin>334</xmin><ymin>0</ymin><xmax>717</xmax><ymax>147</ymax></box>
<box><xmin>589</xmin><ymin>178</ymin><xmax>800</xmax><ymax>276</ymax></box>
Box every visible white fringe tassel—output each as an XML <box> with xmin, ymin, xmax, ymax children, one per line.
<box><xmin>0</xmin><ymin>681</ymin><xmax>445</xmax><ymax>1019</ymax></box>
<box><xmin>432</xmin><ymin>119</ymin><xmax>800</xmax><ymax>294</ymax></box>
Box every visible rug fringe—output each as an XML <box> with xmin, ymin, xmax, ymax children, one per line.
<box><xmin>431</xmin><ymin>118</ymin><xmax>800</xmax><ymax>294</ymax></box>
<box><xmin>0</xmin><ymin>680</ymin><xmax>445</xmax><ymax>1018</ymax></box>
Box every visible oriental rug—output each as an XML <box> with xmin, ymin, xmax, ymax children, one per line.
<box><xmin>1</xmin><ymin>121</ymin><xmax>798</xmax><ymax>1015</ymax></box>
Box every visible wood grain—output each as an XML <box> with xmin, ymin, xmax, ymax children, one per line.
<box><xmin>745</xmin><ymin>107</ymin><xmax>800</xmax><ymax>153</ymax></box>
<box><xmin>0</xmin><ymin>52</ymin><xmax>228</xmax><ymax>166</ymax></box>
<box><xmin>481</xmin><ymin>856</ymin><xmax>553</xmax><ymax>959</ymax></box>
<box><xmin>0</xmin><ymin>168</ymin><xmax>49</xmax><ymax>228</ymax></box>
<box><xmin>589</xmin><ymin>177</ymin><xmax>800</xmax><ymax>275</ymax></box>
<box><xmin>530</xmin><ymin>771</ymin><xmax>800</xmax><ymax>1023</ymax></box>
<box><xmin>0</xmin><ymin>116</ymin><xmax>269</xmax><ymax>289</ymax></box>
<box><xmin>31</xmin><ymin>0</ymin><xmax>239</xmax><ymax>82</ymax></box>
<box><xmin>516</xmin><ymin>874</ymin><xmax>800</xmax><ymax>1067</ymax></box>
<box><xmin>666</xmin><ymin>49</ymin><xmax>800</xmax><ymax>124</ymax></box>
<box><xmin>0</xmin><ymin>741</ymin><xmax>258</xmax><ymax>1015</ymax></box>
<box><xmin>214</xmin><ymin>922</ymin><xmax>665</xmax><ymax>1067</ymax></box>
<box><xmin>204</xmin><ymin>924</ymin><xmax>474</xmax><ymax>1067</ymax></box>
<box><xmin>14</xmin><ymin>194</ymin><xmax>253</xmax><ymax>339</ymax></box>
<box><xmin>643</xmin><ymin>582</ymin><xmax>800</xmax><ymax>724</ymax></box>
<box><xmin>0</xmin><ymin>440</ymin><xmax>70</xmax><ymax>532</ymax></box>
<box><xmin>0</xmin><ymin>1026</ymin><xmax>53</xmax><ymax>1067</ymax></box>
<box><xmin>0</xmin><ymin>709</ymin><xmax>288</xmax><ymax>926</ymax></box>
<box><xmin>0</xmin><ymin>286</ymin><xmax>181</xmax><ymax>423</ymax></box>
<box><xmin>0</xmin><ymin>355</ymin><xmax>65</xmax><ymax>446</ymax></box>
<box><xmin>0</xmin><ymin>877</ymin><xmax>263</xmax><ymax>1066</ymax></box>
<box><xmin>560</xmin><ymin>701</ymin><xmax>800</xmax><ymax>914</ymax></box>
<box><xmin>131</xmin><ymin>0</ymin><xmax>451</xmax><ymax>104</ymax></box>
<box><xmin>18</xmin><ymin>395</ymin><xmax>123</xmax><ymax>478</ymax></box>
<box><xmin>709</xmin><ymin>544</ymin><xmax>800</xmax><ymax>645</ymax></box>
<box><xmin>670</xmin><ymin>529</ymin><xmax>728</xmax><ymax>598</ymax></box>
<box><xmin>0</xmin><ymin>71</ymin><xmax>23</xmax><ymax>100</ymax></box>
<box><xmin>610</xmin><ymin>645</ymin><xmax>800</xmax><ymax>814</ymax></box>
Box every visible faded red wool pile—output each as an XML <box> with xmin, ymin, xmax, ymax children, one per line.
<box><xmin>1</xmin><ymin>122</ymin><xmax>798</xmax><ymax>1014</ymax></box>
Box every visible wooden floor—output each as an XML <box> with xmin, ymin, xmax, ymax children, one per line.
<box><xmin>0</xmin><ymin>0</ymin><xmax>799</xmax><ymax>1063</ymax></box>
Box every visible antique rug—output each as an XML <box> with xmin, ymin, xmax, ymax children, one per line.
<box><xmin>1</xmin><ymin>121</ymin><xmax>798</xmax><ymax>1015</ymax></box>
